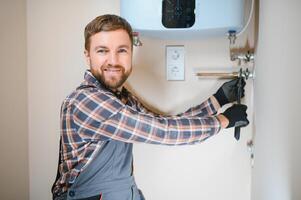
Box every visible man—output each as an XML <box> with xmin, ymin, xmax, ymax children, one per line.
<box><xmin>52</xmin><ymin>14</ymin><xmax>249</xmax><ymax>200</ymax></box>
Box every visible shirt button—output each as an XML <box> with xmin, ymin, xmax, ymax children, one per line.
<box><xmin>69</xmin><ymin>190</ymin><xmax>75</xmax><ymax>197</ymax></box>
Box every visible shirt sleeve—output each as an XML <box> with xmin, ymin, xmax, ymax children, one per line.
<box><xmin>177</xmin><ymin>96</ymin><xmax>220</xmax><ymax>117</ymax></box>
<box><xmin>130</xmin><ymin>93</ymin><xmax>220</xmax><ymax>118</ymax></box>
<box><xmin>72</xmin><ymin>90</ymin><xmax>221</xmax><ymax>145</ymax></box>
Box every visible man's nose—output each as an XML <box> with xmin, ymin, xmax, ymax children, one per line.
<box><xmin>107</xmin><ymin>52</ymin><xmax>118</xmax><ymax>66</ymax></box>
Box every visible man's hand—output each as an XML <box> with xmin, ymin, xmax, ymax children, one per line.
<box><xmin>213</xmin><ymin>78</ymin><xmax>246</xmax><ymax>107</ymax></box>
<box><xmin>220</xmin><ymin>104</ymin><xmax>249</xmax><ymax>129</ymax></box>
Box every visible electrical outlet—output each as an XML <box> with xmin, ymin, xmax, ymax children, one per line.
<box><xmin>166</xmin><ymin>45</ymin><xmax>185</xmax><ymax>81</ymax></box>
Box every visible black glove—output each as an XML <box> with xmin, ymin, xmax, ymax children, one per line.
<box><xmin>213</xmin><ymin>78</ymin><xmax>246</xmax><ymax>107</ymax></box>
<box><xmin>222</xmin><ymin>104</ymin><xmax>249</xmax><ymax>128</ymax></box>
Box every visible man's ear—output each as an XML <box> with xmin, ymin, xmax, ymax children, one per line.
<box><xmin>84</xmin><ymin>50</ymin><xmax>90</xmax><ymax>66</ymax></box>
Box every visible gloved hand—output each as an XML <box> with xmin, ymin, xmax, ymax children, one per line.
<box><xmin>213</xmin><ymin>78</ymin><xmax>246</xmax><ymax>107</ymax></box>
<box><xmin>222</xmin><ymin>104</ymin><xmax>249</xmax><ymax>128</ymax></box>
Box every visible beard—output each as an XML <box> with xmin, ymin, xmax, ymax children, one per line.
<box><xmin>92</xmin><ymin>64</ymin><xmax>131</xmax><ymax>90</ymax></box>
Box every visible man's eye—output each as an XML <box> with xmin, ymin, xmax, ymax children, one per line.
<box><xmin>118</xmin><ymin>48</ymin><xmax>128</xmax><ymax>53</ymax></box>
<box><xmin>97</xmin><ymin>49</ymin><xmax>108</xmax><ymax>54</ymax></box>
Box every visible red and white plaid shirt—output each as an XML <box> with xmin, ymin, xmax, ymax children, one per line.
<box><xmin>52</xmin><ymin>70</ymin><xmax>221</xmax><ymax>196</ymax></box>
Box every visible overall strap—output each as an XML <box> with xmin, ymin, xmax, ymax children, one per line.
<box><xmin>52</xmin><ymin>137</ymin><xmax>62</xmax><ymax>198</ymax></box>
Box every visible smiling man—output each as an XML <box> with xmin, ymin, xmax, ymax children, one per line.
<box><xmin>85</xmin><ymin>28</ymin><xmax>132</xmax><ymax>91</ymax></box>
<box><xmin>52</xmin><ymin>14</ymin><xmax>249</xmax><ymax>200</ymax></box>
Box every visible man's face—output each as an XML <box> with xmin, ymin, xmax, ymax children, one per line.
<box><xmin>84</xmin><ymin>29</ymin><xmax>132</xmax><ymax>91</ymax></box>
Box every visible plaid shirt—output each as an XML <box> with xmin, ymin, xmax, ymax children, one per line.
<box><xmin>53</xmin><ymin>70</ymin><xmax>221</xmax><ymax>196</ymax></box>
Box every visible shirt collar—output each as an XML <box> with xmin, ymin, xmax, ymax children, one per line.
<box><xmin>83</xmin><ymin>70</ymin><xmax>102</xmax><ymax>88</ymax></box>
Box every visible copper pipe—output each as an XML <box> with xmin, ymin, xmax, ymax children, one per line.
<box><xmin>196</xmin><ymin>68</ymin><xmax>254</xmax><ymax>80</ymax></box>
<box><xmin>196</xmin><ymin>72</ymin><xmax>239</xmax><ymax>79</ymax></box>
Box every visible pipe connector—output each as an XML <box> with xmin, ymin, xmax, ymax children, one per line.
<box><xmin>133</xmin><ymin>32</ymin><xmax>142</xmax><ymax>46</ymax></box>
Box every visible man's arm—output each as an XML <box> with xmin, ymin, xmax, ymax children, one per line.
<box><xmin>130</xmin><ymin>93</ymin><xmax>221</xmax><ymax>118</ymax></box>
<box><xmin>178</xmin><ymin>96</ymin><xmax>221</xmax><ymax>117</ymax></box>
<box><xmin>71</xmin><ymin>91</ymin><xmax>222</xmax><ymax>145</ymax></box>
<box><xmin>129</xmin><ymin>78</ymin><xmax>245</xmax><ymax>119</ymax></box>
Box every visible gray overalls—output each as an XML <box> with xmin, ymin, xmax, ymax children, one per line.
<box><xmin>61</xmin><ymin>140</ymin><xmax>144</xmax><ymax>200</ymax></box>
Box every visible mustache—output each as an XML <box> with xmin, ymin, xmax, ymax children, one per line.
<box><xmin>101</xmin><ymin>65</ymin><xmax>124</xmax><ymax>71</ymax></box>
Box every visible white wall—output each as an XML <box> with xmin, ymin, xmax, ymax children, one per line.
<box><xmin>27</xmin><ymin>0</ymin><xmax>254</xmax><ymax>199</ymax></box>
<box><xmin>252</xmin><ymin>1</ymin><xmax>301</xmax><ymax>200</ymax></box>
<box><xmin>0</xmin><ymin>0</ymin><xmax>29</xmax><ymax>199</ymax></box>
